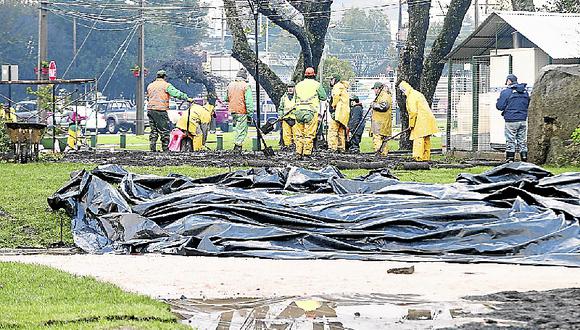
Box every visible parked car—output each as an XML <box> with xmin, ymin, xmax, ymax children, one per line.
<box><xmin>96</xmin><ymin>99</ymin><xmax>149</xmax><ymax>134</ymax></box>
<box><xmin>250</xmin><ymin>100</ymin><xmax>278</xmax><ymax>129</ymax></box>
<box><xmin>13</xmin><ymin>101</ymin><xmax>66</xmax><ymax>127</ymax></box>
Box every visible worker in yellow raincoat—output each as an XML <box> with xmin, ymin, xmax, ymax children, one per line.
<box><xmin>294</xmin><ymin>67</ymin><xmax>327</xmax><ymax>157</ymax></box>
<box><xmin>0</xmin><ymin>103</ymin><xmax>16</xmax><ymax>122</ymax></box>
<box><xmin>278</xmin><ymin>81</ymin><xmax>297</xmax><ymax>150</ymax></box>
<box><xmin>175</xmin><ymin>95</ymin><xmax>216</xmax><ymax>151</ymax></box>
<box><xmin>370</xmin><ymin>82</ymin><xmax>393</xmax><ymax>156</ymax></box>
<box><xmin>398</xmin><ymin>80</ymin><xmax>439</xmax><ymax>161</ymax></box>
<box><xmin>328</xmin><ymin>74</ymin><xmax>350</xmax><ymax>152</ymax></box>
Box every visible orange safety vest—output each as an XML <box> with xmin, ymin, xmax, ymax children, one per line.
<box><xmin>147</xmin><ymin>79</ymin><xmax>170</xmax><ymax>111</ymax></box>
<box><xmin>227</xmin><ymin>80</ymin><xmax>247</xmax><ymax>115</ymax></box>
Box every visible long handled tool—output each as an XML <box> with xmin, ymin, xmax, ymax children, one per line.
<box><xmin>346</xmin><ymin>84</ymin><xmax>385</xmax><ymax>148</ymax></box>
<box><xmin>253</xmin><ymin>118</ymin><xmax>275</xmax><ymax>157</ymax></box>
<box><xmin>260</xmin><ymin>108</ymin><xmax>295</xmax><ymax>135</ymax></box>
<box><xmin>377</xmin><ymin>127</ymin><xmax>411</xmax><ymax>155</ymax></box>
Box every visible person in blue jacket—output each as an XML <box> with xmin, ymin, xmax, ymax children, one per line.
<box><xmin>496</xmin><ymin>74</ymin><xmax>530</xmax><ymax>162</ymax></box>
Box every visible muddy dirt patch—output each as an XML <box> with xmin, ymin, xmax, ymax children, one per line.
<box><xmin>59</xmin><ymin>150</ymin><xmax>435</xmax><ymax>170</ymax></box>
<box><xmin>455</xmin><ymin>288</ymin><xmax>580</xmax><ymax>329</ymax></box>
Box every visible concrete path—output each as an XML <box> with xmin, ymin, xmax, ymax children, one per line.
<box><xmin>1</xmin><ymin>254</ymin><xmax>579</xmax><ymax>300</ymax></box>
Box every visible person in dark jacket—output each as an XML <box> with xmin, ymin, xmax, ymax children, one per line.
<box><xmin>496</xmin><ymin>74</ymin><xmax>530</xmax><ymax>162</ymax></box>
<box><xmin>347</xmin><ymin>96</ymin><xmax>365</xmax><ymax>153</ymax></box>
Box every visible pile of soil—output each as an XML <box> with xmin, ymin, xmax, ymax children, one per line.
<box><xmin>456</xmin><ymin>288</ymin><xmax>580</xmax><ymax>329</ymax></box>
<box><xmin>60</xmin><ymin>150</ymin><xmax>423</xmax><ymax>170</ymax></box>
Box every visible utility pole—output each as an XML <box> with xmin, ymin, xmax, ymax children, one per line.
<box><xmin>38</xmin><ymin>1</ymin><xmax>48</xmax><ymax>81</ymax></box>
<box><xmin>38</xmin><ymin>1</ymin><xmax>49</xmax><ymax>124</ymax></box>
<box><xmin>474</xmin><ymin>0</ymin><xmax>479</xmax><ymax>27</ymax></box>
<box><xmin>248</xmin><ymin>0</ymin><xmax>261</xmax><ymax>151</ymax></box>
<box><xmin>72</xmin><ymin>17</ymin><xmax>77</xmax><ymax>65</ymax></box>
<box><xmin>397</xmin><ymin>0</ymin><xmax>403</xmax><ymax>58</ymax></box>
<box><xmin>136</xmin><ymin>0</ymin><xmax>145</xmax><ymax>135</ymax></box>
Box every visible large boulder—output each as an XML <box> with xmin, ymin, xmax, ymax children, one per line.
<box><xmin>528</xmin><ymin>65</ymin><xmax>580</xmax><ymax>165</ymax></box>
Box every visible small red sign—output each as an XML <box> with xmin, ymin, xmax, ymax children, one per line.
<box><xmin>48</xmin><ymin>61</ymin><xmax>57</xmax><ymax>81</ymax></box>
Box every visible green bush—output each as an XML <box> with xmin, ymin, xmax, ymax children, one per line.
<box><xmin>572</xmin><ymin>127</ymin><xmax>580</xmax><ymax>144</ymax></box>
<box><xmin>0</xmin><ymin>118</ymin><xmax>11</xmax><ymax>152</ymax></box>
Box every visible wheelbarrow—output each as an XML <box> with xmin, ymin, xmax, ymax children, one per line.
<box><xmin>4</xmin><ymin>122</ymin><xmax>47</xmax><ymax>163</ymax></box>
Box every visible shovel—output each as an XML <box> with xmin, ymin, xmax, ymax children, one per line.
<box><xmin>254</xmin><ymin>118</ymin><xmax>275</xmax><ymax>157</ymax></box>
<box><xmin>377</xmin><ymin>128</ymin><xmax>411</xmax><ymax>155</ymax></box>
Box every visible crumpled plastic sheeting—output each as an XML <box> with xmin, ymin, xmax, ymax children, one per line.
<box><xmin>48</xmin><ymin>163</ymin><xmax>580</xmax><ymax>266</ymax></box>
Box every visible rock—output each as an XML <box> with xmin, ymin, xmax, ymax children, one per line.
<box><xmin>387</xmin><ymin>265</ymin><xmax>415</xmax><ymax>274</ymax></box>
<box><xmin>528</xmin><ymin>65</ymin><xmax>580</xmax><ymax>165</ymax></box>
<box><xmin>407</xmin><ymin>309</ymin><xmax>432</xmax><ymax>320</ymax></box>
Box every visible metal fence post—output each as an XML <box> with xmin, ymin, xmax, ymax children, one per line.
<box><xmin>446</xmin><ymin>59</ymin><xmax>452</xmax><ymax>152</ymax></box>
<box><xmin>471</xmin><ymin>57</ymin><xmax>479</xmax><ymax>152</ymax></box>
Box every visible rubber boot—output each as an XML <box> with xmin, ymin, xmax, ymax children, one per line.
<box><xmin>506</xmin><ymin>151</ymin><xmax>515</xmax><ymax>163</ymax></box>
<box><xmin>520</xmin><ymin>152</ymin><xmax>528</xmax><ymax>162</ymax></box>
<box><xmin>150</xmin><ymin>143</ymin><xmax>157</xmax><ymax>152</ymax></box>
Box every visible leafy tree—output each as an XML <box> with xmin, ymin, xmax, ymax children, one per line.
<box><xmin>320</xmin><ymin>56</ymin><xmax>355</xmax><ymax>91</ymax></box>
<box><xmin>327</xmin><ymin>8</ymin><xmax>394</xmax><ymax>76</ymax></box>
<box><xmin>0</xmin><ymin>0</ymin><xmax>208</xmax><ymax>102</ymax></box>
<box><xmin>541</xmin><ymin>0</ymin><xmax>580</xmax><ymax>12</ymax></box>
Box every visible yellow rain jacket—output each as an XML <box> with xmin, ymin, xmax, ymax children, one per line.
<box><xmin>331</xmin><ymin>81</ymin><xmax>350</xmax><ymax>127</ymax></box>
<box><xmin>176</xmin><ymin>104</ymin><xmax>215</xmax><ymax>137</ymax></box>
<box><xmin>371</xmin><ymin>89</ymin><xmax>393</xmax><ymax>136</ymax></box>
<box><xmin>399</xmin><ymin>81</ymin><xmax>438</xmax><ymax>140</ymax></box>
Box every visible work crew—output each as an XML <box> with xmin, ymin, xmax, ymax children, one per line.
<box><xmin>294</xmin><ymin>67</ymin><xmax>327</xmax><ymax>158</ymax></box>
<box><xmin>398</xmin><ymin>80</ymin><xmax>439</xmax><ymax>161</ymax></box>
<box><xmin>347</xmin><ymin>96</ymin><xmax>365</xmax><ymax>153</ymax></box>
<box><xmin>370</xmin><ymin>82</ymin><xmax>393</xmax><ymax>156</ymax></box>
<box><xmin>224</xmin><ymin>69</ymin><xmax>254</xmax><ymax>153</ymax></box>
<box><xmin>496</xmin><ymin>74</ymin><xmax>530</xmax><ymax>162</ymax></box>
<box><xmin>175</xmin><ymin>94</ymin><xmax>217</xmax><ymax>151</ymax></box>
<box><xmin>328</xmin><ymin>74</ymin><xmax>350</xmax><ymax>152</ymax></box>
<box><xmin>278</xmin><ymin>81</ymin><xmax>297</xmax><ymax>150</ymax></box>
<box><xmin>146</xmin><ymin>70</ymin><xmax>192</xmax><ymax>152</ymax></box>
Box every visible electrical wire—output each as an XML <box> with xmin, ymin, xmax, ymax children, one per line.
<box><xmin>97</xmin><ymin>24</ymin><xmax>139</xmax><ymax>82</ymax></box>
<box><xmin>101</xmin><ymin>25</ymin><xmax>138</xmax><ymax>93</ymax></box>
<box><xmin>61</xmin><ymin>8</ymin><xmax>106</xmax><ymax>79</ymax></box>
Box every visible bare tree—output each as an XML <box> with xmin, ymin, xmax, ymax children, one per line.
<box><xmin>396</xmin><ymin>0</ymin><xmax>432</xmax><ymax>150</ymax></box>
<box><xmin>223</xmin><ymin>0</ymin><xmax>332</xmax><ymax>107</ymax></box>
<box><xmin>421</xmin><ymin>0</ymin><xmax>472</xmax><ymax>105</ymax></box>
<box><xmin>397</xmin><ymin>0</ymin><xmax>472</xmax><ymax>149</ymax></box>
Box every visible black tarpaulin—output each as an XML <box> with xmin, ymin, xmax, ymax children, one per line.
<box><xmin>48</xmin><ymin>163</ymin><xmax>580</xmax><ymax>266</ymax></box>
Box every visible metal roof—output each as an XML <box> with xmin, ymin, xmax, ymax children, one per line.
<box><xmin>446</xmin><ymin>11</ymin><xmax>580</xmax><ymax>60</ymax></box>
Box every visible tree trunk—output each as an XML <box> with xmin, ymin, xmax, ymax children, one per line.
<box><xmin>420</xmin><ymin>0</ymin><xmax>472</xmax><ymax>105</ymax></box>
<box><xmin>397</xmin><ymin>0</ymin><xmax>432</xmax><ymax>150</ymax></box>
<box><xmin>511</xmin><ymin>0</ymin><xmax>535</xmax><ymax>11</ymax></box>
<box><xmin>258</xmin><ymin>4</ymin><xmax>313</xmax><ymax>67</ymax></box>
<box><xmin>223</xmin><ymin>0</ymin><xmax>286</xmax><ymax>107</ymax></box>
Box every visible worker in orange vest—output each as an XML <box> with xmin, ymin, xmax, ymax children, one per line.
<box><xmin>224</xmin><ymin>69</ymin><xmax>254</xmax><ymax>153</ymax></box>
<box><xmin>146</xmin><ymin>70</ymin><xmax>192</xmax><ymax>152</ymax></box>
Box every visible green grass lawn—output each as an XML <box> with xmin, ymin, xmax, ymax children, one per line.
<box><xmin>94</xmin><ymin>130</ymin><xmax>440</xmax><ymax>153</ymax></box>
<box><xmin>0</xmin><ymin>262</ymin><xmax>189</xmax><ymax>329</ymax></box>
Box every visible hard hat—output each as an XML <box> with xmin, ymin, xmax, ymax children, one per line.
<box><xmin>304</xmin><ymin>67</ymin><xmax>316</xmax><ymax>77</ymax></box>
<box><xmin>372</xmin><ymin>82</ymin><xmax>384</xmax><ymax>89</ymax></box>
<box><xmin>287</xmin><ymin>81</ymin><xmax>296</xmax><ymax>87</ymax></box>
<box><xmin>156</xmin><ymin>70</ymin><xmax>167</xmax><ymax>78</ymax></box>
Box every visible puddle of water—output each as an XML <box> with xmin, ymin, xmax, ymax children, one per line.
<box><xmin>167</xmin><ymin>293</ymin><xmax>492</xmax><ymax>330</ymax></box>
